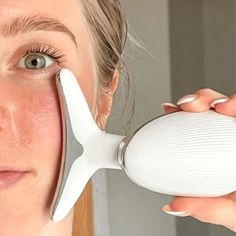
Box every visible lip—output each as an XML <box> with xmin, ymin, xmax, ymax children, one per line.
<box><xmin>0</xmin><ymin>170</ymin><xmax>30</xmax><ymax>189</ymax></box>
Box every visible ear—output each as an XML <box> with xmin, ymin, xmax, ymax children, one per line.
<box><xmin>95</xmin><ymin>70</ymin><xmax>120</xmax><ymax>129</ymax></box>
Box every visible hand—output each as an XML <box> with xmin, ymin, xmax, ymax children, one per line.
<box><xmin>161</xmin><ymin>88</ymin><xmax>236</xmax><ymax>232</ymax></box>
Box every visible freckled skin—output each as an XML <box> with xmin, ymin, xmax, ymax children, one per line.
<box><xmin>0</xmin><ymin>0</ymin><xmax>103</xmax><ymax>235</ymax></box>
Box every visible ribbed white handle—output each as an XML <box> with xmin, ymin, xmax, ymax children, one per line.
<box><xmin>124</xmin><ymin>110</ymin><xmax>236</xmax><ymax>197</ymax></box>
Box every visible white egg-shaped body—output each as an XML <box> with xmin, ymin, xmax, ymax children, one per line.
<box><xmin>123</xmin><ymin>110</ymin><xmax>236</xmax><ymax>197</ymax></box>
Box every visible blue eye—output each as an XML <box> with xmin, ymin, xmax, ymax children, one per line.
<box><xmin>16</xmin><ymin>43</ymin><xmax>67</xmax><ymax>70</ymax></box>
<box><xmin>17</xmin><ymin>53</ymin><xmax>54</xmax><ymax>69</ymax></box>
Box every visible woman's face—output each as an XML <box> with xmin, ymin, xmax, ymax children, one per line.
<box><xmin>0</xmin><ymin>0</ymin><xmax>110</xmax><ymax>234</ymax></box>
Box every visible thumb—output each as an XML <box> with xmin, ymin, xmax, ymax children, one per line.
<box><xmin>162</xmin><ymin>195</ymin><xmax>236</xmax><ymax>232</ymax></box>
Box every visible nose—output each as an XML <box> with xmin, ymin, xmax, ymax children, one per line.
<box><xmin>0</xmin><ymin>79</ymin><xmax>18</xmax><ymax>132</ymax></box>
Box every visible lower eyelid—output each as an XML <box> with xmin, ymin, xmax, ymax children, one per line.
<box><xmin>8</xmin><ymin>62</ymin><xmax>61</xmax><ymax>75</ymax></box>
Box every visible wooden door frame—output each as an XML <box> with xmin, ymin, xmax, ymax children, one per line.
<box><xmin>72</xmin><ymin>180</ymin><xmax>94</xmax><ymax>236</ymax></box>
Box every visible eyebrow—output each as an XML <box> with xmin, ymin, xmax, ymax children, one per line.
<box><xmin>0</xmin><ymin>14</ymin><xmax>78</xmax><ymax>48</ymax></box>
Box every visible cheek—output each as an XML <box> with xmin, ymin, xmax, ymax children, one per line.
<box><xmin>26</xmin><ymin>90</ymin><xmax>61</xmax><ymax>153</ymax></box>
<box><xmin>18</xmin><ymin>85</ymin><xmax>62</xmax><ymax>170</ymax></box>
<box><xmin>21</xmin><ymin>86</ymin><xmax>63</xmax><ymax>201</ymax></box>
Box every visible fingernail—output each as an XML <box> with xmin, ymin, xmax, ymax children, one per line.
<box><xmin>161</xmin><ymin>102</ymin><xmax>178</xmax><ymax>109</ymax></box>
<box><xmin>162</xmin><ymin>205</ymin><xmax>189</xmax><ymax>217</ymax></box>
<box><xmin>177</xmin><ymin>94</ymin><xmax>198</xmax><ymax>106</ymax></box>
<box><xmin>210</xmin><ymin>97</ymin><xmax>230</xmax><ymax>108</ymax></box>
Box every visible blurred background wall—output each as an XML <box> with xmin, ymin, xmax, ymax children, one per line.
<box><xmin>92</xmin><ymin>1</ymin><xmax>236</xmax><ymax>235</ymax></box>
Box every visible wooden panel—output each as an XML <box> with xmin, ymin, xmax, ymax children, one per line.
<box><xmin>72</xmin><ymin>180</ymin><xmax>94</xmax><ymax>236</ymax></box>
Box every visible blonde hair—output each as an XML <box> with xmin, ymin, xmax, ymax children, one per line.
<box><xmin>80</xmin><ymin>0</ymin><xmax>127</xmax><ymax>91</ymax></box>
<box><xmin>73</xmin><ymin>1</ymin><xmax>127</xmax><ymax>235</ymax></box>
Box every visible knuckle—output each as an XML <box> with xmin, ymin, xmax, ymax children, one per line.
<box><xmin>223</xmin><ymin>202</ymin><xmax>236</xmax><ymax>232</ymax></box>
<box><xmin>190</xmin><ymin>212</ymin><xmax>211</xmax><ymax>224</ymax></box>
<box><xmin>196</xmin><ymin>88</ymin><xmax>215</xmax><ymax>94</ymax></box>
<box><xmin>226</xmin><ymin>223</ymin><xmax>236</xmax><ymax>232</ymax></box>
<box><xmin>182</xmin><ymin>102</ymin><xmax>208</xmax><ymax>112</ymax></box>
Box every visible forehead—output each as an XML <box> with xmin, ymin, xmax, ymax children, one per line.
<box><xmin>0</xmin><ymin>0</ymin><xmax>84</xmax><ymax>36</ymax></box>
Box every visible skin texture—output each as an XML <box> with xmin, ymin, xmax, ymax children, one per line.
<box><xmin>0</xmin><ymin>0</ymin><xmax>118</xmax><ymax>235</ymax></box>
<box><xmin>162</xmin><ymin>88</ymin><xmax>236</xmax><ymax>232</ymax></box>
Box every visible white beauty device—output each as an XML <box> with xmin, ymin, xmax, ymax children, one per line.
<box><xmin>50</xmin><ymin>68</ymin><xmax>236</xmax><ymax>222</ymax></box>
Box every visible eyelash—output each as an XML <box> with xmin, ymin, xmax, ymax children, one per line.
<box><xmin>22</xmin><ymin>43</ymin><xmax>67</xmax><ymax>66</ymax></box>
